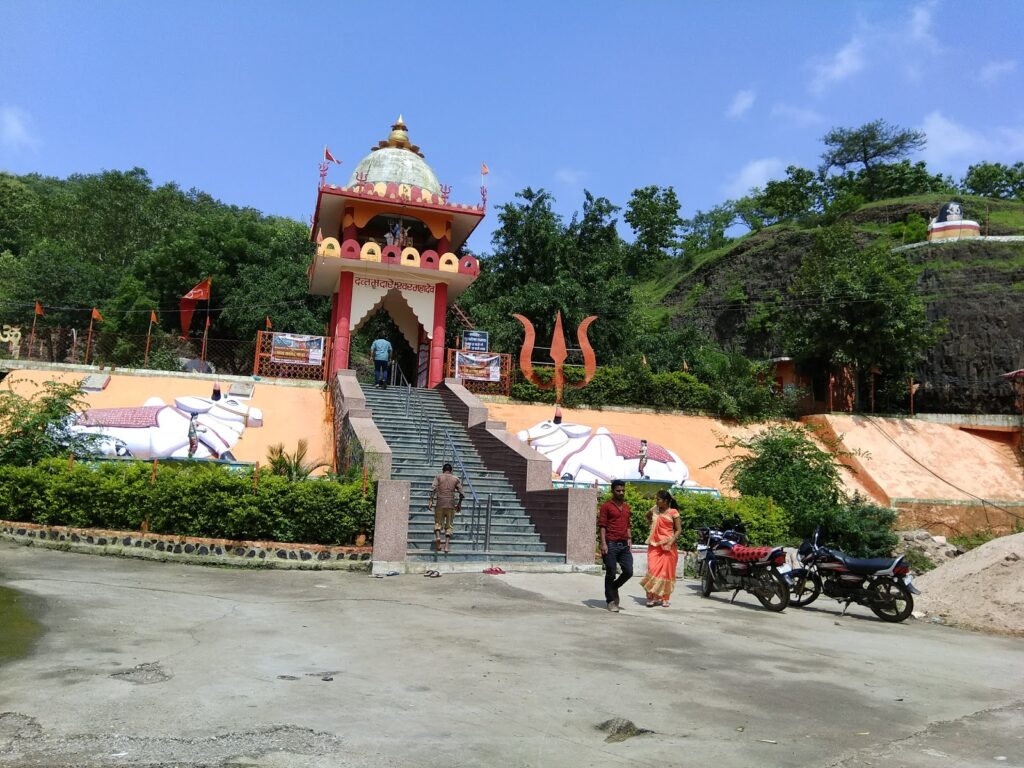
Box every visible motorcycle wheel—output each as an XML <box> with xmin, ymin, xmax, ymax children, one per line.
<box><xmin>701</xmin><ymin>564</ymin><xmax>715</xmax><ymax>597</ymax></box>
<box><xmin>869</xmin><ymin>579</ymin><xmax>914</xmax><ymax>623</ymax></box>
<box><xmin>753</xmin><ymin>568</ymin><xmax>790</xmax><ymax>612</ymax></box>
<box><xmin>789</xmin><ymin>572</ymin><xmax>822</xmax><ymax>608</ymax></box>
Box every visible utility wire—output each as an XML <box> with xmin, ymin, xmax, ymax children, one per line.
<box><xmin>862</xmin><ymin>415</ymin><xmax>1024</xmax><ymax>523</ymax></box>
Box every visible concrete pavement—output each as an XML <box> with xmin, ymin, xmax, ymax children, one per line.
<box><xmin>0</xmin><ymin>541</ymin><xmax>1021</xmax><ymax>767</ymax></box>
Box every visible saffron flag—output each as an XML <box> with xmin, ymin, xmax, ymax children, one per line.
<box><xmin>34</xmin><ymin>300</ymin><xmax>44</xmax><ymax>317</ymax></box>
<box><xmin>480</xmin><ymin>162</ymin><xmax>490</xmax><ymax>175</ymax></box>
<box><xmin>180</xmin><ymin>277</ymin><xmax>211</xmax><ymax>336</ymax></box>
<box><xmin>183</xmin><ymin>278</ymin><xmax>212</xmax><ymax>301</ymax></box>
<box><xmin>324</xmin><ymin>146</ymin><xmax>340</xmax><ymax>165</ymax></box>
<box><xmin>150</xmin><ymin>310</ymin><xmax>158</xmax><ymax>324</ymax></box>
<box><xmin>91</xmin><ymin>308</ymin><xmax>104</xmax><ymax>322</ymax></box>
<box><xmin>265</xmin><ymin>316</ymin><xmax>272</xmax><ymax>331</ymax></box>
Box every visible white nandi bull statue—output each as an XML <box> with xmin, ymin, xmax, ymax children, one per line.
<box><xmin>69</xmin><ymin>395</ymin><xmax>263</xmax><ymax>461</ymax></box>
<box><xmin>517</xmin><ymin>420</ymin><xmax>695</xmax><ymax>486</ymax></box>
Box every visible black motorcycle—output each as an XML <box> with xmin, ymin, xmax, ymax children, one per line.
<box><xmin>698</xmin><ymin>524</ymin><xmax>790</xmax><ymax>612</ymax></box>
<box><xmin>786</xmin><ymin>527</ymin><xmax>920</xmax><ymax>623</ymax></box>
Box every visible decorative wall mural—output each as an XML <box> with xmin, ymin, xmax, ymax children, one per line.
<box><xmin>516</xmin><ymin>420</ymin><xmax>694</xmax><ymax>487</ymax></box>
<box><xmin>70</xmin><ymin>395</ymin><xmax>263</xmax><ymax>461</ymax></box>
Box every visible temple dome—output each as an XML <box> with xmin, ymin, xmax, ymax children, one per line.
<box><xmin>347</xmin><ymin>116</ymin><xmax>441</xmax><ymax>195</ymax></box>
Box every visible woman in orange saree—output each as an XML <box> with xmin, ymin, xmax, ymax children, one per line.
<box><xmin>640</xmin><ymin>490</ymin><xmax>682</xmax><ymax>607</ymax></box>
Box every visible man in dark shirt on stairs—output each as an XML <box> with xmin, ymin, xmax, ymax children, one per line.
<box><xmin>598</xmin><ymin>479</ymin><xmax>633</xmax><ymax>613</ymax></box>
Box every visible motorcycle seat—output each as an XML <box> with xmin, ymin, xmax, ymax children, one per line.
<box><xmin>833</xmin><ymin>552</ymin><xmax>898</xmax><ymax>573</ymax></box>
<box><xmin>728</xmin><ymin>545</ymin><xmax>774</xmax><ymax>563</ymax></box>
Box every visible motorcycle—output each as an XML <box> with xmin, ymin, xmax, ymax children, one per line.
<box><xmin>698</xmin><ymin>523</ymin><xmax>790</xmax><ymax>612</ymax></box>
<box><xmin>786</xmin><ymin>527</ymin><xmax>920</xmax><ymax>623</ymax></box>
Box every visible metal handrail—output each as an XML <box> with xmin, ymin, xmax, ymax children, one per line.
<box><xmin>383</xmin><ymin>368</ymin><xmax>493</xmax><ymax>552</ymax></box>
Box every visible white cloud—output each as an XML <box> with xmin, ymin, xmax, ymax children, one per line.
<box><xmin>723</xmin><ymin>157</ymin><xmax>786</xmax><ymax>198</ymax></box>
<box><xmin>0</xmin><ymin>105</ymin><xmax>40</xmax><ymax>152</ymax></box>
<box><xmin>726</xmin><ymin>89</ymin><xmax>756</xmax><ymax>119</ymax></box>
<box><xmin>920</xmin><ymin>111</ymin><xmax>1024</xmax><ymax>167</ymax></box>
<box><xmin>809</xmin><ymin>37</ymin><xmax>866</xmax><ymax>94</ymax></box>
<box><xmin>554</xmin><ymin>167</ymin><xmax>586</xmax><ymax>186</ymax></box>
<box><xmin>978</xmin><ymin>59</ymin><xmax>1017</xmax><ymax>84</ymax></box>
<box><xmin>907</xmin><ymin>2</ymin><xmax>940</xmax><ymax>51</ymax></box>
<box><xmin>771</xmin><ymin>103</ymin><xmax>825</xmax><ymax>127</ymax></box>
<box><xmin>920</xmin><ymin>112</ymin><xmax>991</xmax><ymax>165</ymax></box>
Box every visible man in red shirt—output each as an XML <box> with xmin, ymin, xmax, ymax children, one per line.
<box><xmin>598</xmin><ymin>479</ymin><xmax>633</xmax><ymax>613</ymax></box>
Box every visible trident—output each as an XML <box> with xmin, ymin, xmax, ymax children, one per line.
<box><xmin>513</xmin><ymin>311</ymin><xmax>597</xmax><ymax>404</ymax></box>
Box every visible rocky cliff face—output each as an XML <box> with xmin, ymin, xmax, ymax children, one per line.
<box><xmin>665</xmin><ymin>226</ymin><xmax>1024</xmax><ymax>414</ymax></box>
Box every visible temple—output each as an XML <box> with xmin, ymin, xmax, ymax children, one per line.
<box><xmin>308</xmin><ymin>117</ymin><xmax>484</xmax><ymax>387</ymax></box>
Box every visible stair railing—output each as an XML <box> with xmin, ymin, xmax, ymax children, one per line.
<box><xmin>437</xmin><ymin>426</ymin><xmax>493</xmax><ymax>550</ymax></box>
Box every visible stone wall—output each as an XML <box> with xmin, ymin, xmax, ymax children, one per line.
<box><xmin>1</xmin><ymin>520</ymin><xmax>372</xmax><ymax>570</ymax></box>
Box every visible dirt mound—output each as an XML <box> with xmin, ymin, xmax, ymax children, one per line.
<box><xmin>914</xmin><ymin>532</ymin><xmax>1024</xmax><ymax>636</ymax></box>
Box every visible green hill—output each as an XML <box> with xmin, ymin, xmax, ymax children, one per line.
<box><xmin>641</xmin><ymin>194</ymin><xmax>1024</xmax><ymax>413</ymax></box>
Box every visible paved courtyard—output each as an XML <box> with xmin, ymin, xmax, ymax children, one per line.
<box><xmin>1</xmin><ymin>541</ymin><xmax>1022</xmax><ymax>767</ymax></box>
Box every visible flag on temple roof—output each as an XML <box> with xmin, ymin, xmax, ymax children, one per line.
<box><xmin>34</xmin><ymin>300</ymin><xmax>44</xmax><ymax>316</ymax></box>
<box><xmin>481</xmin><ymin>162</ymin><xmax>490</xmax><ymax>175</ymax></box>
<box><xmin>91</xmin><ymin>308</ymin><xmax>104</xmax><ymax>322</ymax></box>
<box><xmin>324</xmin><ymin>146</ymin><xmax>340</xmax><ymax>164</ymax></box>
<box><xmin>265</xmin><ymin>316</ymin><xmax>272</xmax><ymax>331</ymax></box>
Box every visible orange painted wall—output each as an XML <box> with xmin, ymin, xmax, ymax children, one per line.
<box><xmin>3</xmin><ymin>369</ymin><xmax>334</xmax><ymax>472</ymax></box>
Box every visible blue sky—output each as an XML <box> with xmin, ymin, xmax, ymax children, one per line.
<box><xmin>2</xmin><ymin>1</ymin><xmax>1023</xmax><ymax>253</ymax></box>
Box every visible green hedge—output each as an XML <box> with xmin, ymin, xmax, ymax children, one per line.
<box><xmin>0</xmin><ymin>460</ymin><xmax>375</xmax><ymax>546</ymax></box>
<box><xmin>512</xmin><ymin>357</ymin><xmax>793</xmax><ymax>421</ymax></box>
<box><xmin>600</xmin><ymin>485</ymin><xmax>791</xmax><ymax>550</ymax></box>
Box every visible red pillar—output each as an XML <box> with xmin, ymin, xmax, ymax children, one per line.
<box><xmin>331</xmin><ymin>272</ymin><xmax>354</xmax><ymax>377</ymax></box>
<box><xmin>428</xmin><ymin>281</ymin><xmax>447</xmax><ymax>388</ymax></box>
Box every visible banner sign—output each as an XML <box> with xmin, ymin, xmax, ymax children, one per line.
<box><xmin>462</xmin><ymin>330</ymin><xmax>489</xmax><ymax>352</ymax></box>
<box><xmin>270</xmin><ymin>333</ymin><xmax>325</xmax><ymax>366</ymax></box>
<box><xmin>455</xmin><ymin>351</ymin><xmax>500</xmax><ymax>382</ymax></box>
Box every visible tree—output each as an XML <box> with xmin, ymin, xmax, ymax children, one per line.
<box><xmin>828</xmin><ymin>160</ymin><xmax>953</xmax><ymax>202</ymax></box>
<box><xmin>961</xmin><ymin>161</ymin><xmax>1024</xmax><ymax>199</ymax></box>
<box><xmin>623</xmin><ymin>185</ymin><xmax>682</xmax><ymax>275</ymax></box>
<box><xmin>714</xmin><ymin>424</ymin><xmax>899</xmax><ymax>555</ymax></box>
<box><xmin>820</xmin><ymin>120</ymin><xmax>927</xmax><ymax>200</ymax></box>
<box><xmin>680</xmin><ymin>203</ymin><xmax>736</xmax><ymax>261</ymax></box>
<box><xmin>0</xmin><ymin>380</ymin><xmax>100</xmax><ymax>465</ymax></box>
<box><xmin>743</xmin><ymin>166</ymin><xmax>825</xmax><ymax>227</ymax></box>
<box><xmin>459</xmin><ymin>188</ymin><xmax>634</xmax><ymax>359</ymax></box>
<box><xmin>714</xmin><ymin>424</ymin><xmax>849</xmax><ymax>536</ymax></box>
<box><xmin>781</xmin><ymin>224</ymin><xmax>940</xmax><ymax>392</ymax></box>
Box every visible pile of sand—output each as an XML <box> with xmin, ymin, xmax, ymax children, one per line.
<box><xmin>914</xmin><ymin>532</ymin><xmax>1024</xmax><ymax>636</ymax></box>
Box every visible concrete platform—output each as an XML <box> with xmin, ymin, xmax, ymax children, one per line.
<box><xmin>1</xmin><ymin>541</ymin><xmax>1021</xmax><ymax>767</ymax></box>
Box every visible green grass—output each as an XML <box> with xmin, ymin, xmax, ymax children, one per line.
<box><xmin>949</xmin><ymin>531</ymin><xmax>998</xmax><ymax>551</ymax></box>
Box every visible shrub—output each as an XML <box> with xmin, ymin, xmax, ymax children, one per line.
<box><xmin>511</xmin><ymin>357</ymin><xmax>781</xmax><ymax>421</ymax></box>
<box><xmin>821</xmin><ymin>496</ymin><xmax>899</xmax><ymax>557</ymax></box>
<box><xmin>0</xmin><ymin>460</ymin><xmax>374</xmax><ymax>546</ymax></box>
<box><xmin>598</xmin><ymin>484</ymin><xmax>790</xmax><ymax>550</ymax></box>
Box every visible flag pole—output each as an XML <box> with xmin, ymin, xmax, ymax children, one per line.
<box><xmin>144</xmin><ymin>313</ymin><xmax>154</xmax><ymax>368</ymax></box>
<box><xmin>28</xmin><ymin>314</ymin><xmax>37</xmax><ymax>360</ymax></box>
<box><xmin>85</xmin><ymin>313</ymin><xmax>95</xmax><ymax>365</ymax></box>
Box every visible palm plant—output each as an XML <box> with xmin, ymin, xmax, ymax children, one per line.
<box><xmin>266</xmin><ymin>439</ymin><xmax>328</xmax><ymax>480</ymax></box>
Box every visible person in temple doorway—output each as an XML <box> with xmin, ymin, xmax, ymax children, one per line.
<box><xmin>370</xmin><ymin>336</ymin><xmax>393</xmax><ymax>389</ymax></box>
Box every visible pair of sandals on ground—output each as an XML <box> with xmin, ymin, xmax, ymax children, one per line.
<box><xmin>645</xmin><ymin>595</ymin><xmax>671</xmax><ymax>608</ymax></box>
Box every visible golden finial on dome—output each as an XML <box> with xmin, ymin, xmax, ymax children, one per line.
<box><xmin>370</xmin><ymin>115</ymin><xmax>425</xmax><ymax>157</ymax></box>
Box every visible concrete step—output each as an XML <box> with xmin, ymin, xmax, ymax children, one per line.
<box><xmin>406</xmin><ymin>551</ymin><xmax>566</xmax><ymax>563</ymax></box>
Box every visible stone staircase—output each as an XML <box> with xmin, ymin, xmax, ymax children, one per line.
<box><xmin>361</xmin><ymin>385</ymin><xmax>564</xmax><ymax>564</ymax></box>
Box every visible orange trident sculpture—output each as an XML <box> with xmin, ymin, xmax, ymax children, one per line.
<box><xmin>513</xmin><ymin>311</ymin><xmax>597</xmax><ymax>404</ymax></box>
